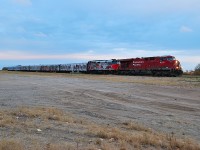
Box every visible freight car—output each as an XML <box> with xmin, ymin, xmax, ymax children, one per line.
<box><xmin>5</xmin><ymin>55</ymin><xmax>183</xmax><ymax>76</ymax></box>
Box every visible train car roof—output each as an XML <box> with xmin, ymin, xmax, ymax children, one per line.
<box><xmin>89</xmin><ymin>60</ymin><xmax>114</xmax><ymax>62</ymax></box>
<box><xmin>118</xmin><ymin>55</ymin><xmax>174</xmax><ymax>61</ymax></box>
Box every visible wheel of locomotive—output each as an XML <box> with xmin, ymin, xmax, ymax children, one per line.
<box><xmin>152</xmin><ymin>71</ymin><xmax>156</xmax><ymax>76</ymax></box>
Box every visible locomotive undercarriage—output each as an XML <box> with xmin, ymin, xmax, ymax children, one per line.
<box><xmin>117</xmin><ymin>69</ymin><xmax>182</xmax><ymax>77</ymax></box>
<box><xmin>8</xmin><ymin>69</ymin><xmax>182</xmax><ymax>77</ymax></box>
<box><xmin>152</xmin><ymin>69</ymin><xmax>183</xmax><ymax>77</ymax></box>
<box><xmin>87</xmin><ymin>70</ymin><xmax>117</xmax><ymax>75</ymax></box>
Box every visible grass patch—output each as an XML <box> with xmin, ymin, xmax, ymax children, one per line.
<box><xmin>0</xmin><ymin>139</ymin><xmax>75</xmax><ymax>150</ymax></box>
<box><xmin>1</xmin><ymin>106</ymin><xmax>200</xmax><ymax>150</ymax></box>
<box><xmin>122</xmin><ymin>121</ymin><xmax>151</xmax><ymax>132</ymax></box>
<box><xmin>45</xmin><ymin>143</ymin><xmax>75</xmax><ymax>150</ymax></box>
<box><xmin>11</xmin><ymin>107</ymin><xmax>73</xmax><ymax>122</ymax></box>
<box><xmin>0</xmin><ymin>139</ymin><xmax>24</xmax><ymax>150</ymax></box>
<box><xmin>86</xmin><ymin>123</ymin><xmax>200</xmax><ymax>150</ymax></box>
<box><xmin>0</xmin><ymin>106</ymin><xmax>82</xmax><ymax>129</ymax></box>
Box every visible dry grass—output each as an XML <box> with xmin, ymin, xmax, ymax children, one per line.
<box><xmin>45</xmin><ymin>143</ymin><xmax>75</xmax><ymax>150</ymax></box>
<box><xmin>86</xmin><ymin>123</ymin><xmax>200</xmax><ymax>150</ymax></box>
<box><xmin>0</xmin><ymin>106</ymin><xmax>83</xmax><ymax>150</ymax></box>
<box><xmin>0</xmin><ymin>139</ymin><xmax>75</xmax><ymax>150</ymax></box>
<box><xmin>0</xmin><ymin>112</ymin><xmax>15</xmax><ymax>127</ymax></box>
<box><xmin>122</xmin><ymin>121</ymin><xmax>151</xmax><ymax>132</ymax></box>
<box><xmin>0</xmin><ymin>106</ymin><xmax>84</xmax><ymax>130</ymax></box>
<box><xmin>11</xmin><ymin>107</ymin><xmax>74</xmax><ymax>122</ymax></box>
<box><xmin>0</xmin><ymin>139</ymin><xmax>24</xmax><ymax>150</ymax></box>
<box><xmin>1</xmin><ymin>106</ymin><xmax>200</xmax><ymax>150</ymax></box>
<box><xmin>0</xmin><ymin>107</ymin><xmax>81</xmax><ymax>127</ymax></box>
<box><xmin>1</xmin><ymin>70</ymin><xmax>199</xmax><ymax>88</ymax></box>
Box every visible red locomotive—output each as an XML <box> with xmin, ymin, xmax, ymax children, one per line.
<box><xmin>117</xmin><ymin>55</ymin><xmax>183</xmax><ymax>76</ymax></box>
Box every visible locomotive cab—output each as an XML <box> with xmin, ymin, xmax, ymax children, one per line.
<box><xmin>160</xmin><ymin>56</ymin><xmax>183</xmax><ymax>76</ymax></box>
<box><xmin>160</xmin><ymin>56</ymin><xmax>180</xmax><ymax>69</ymax></box>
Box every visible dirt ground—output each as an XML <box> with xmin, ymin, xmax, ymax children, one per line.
<box><xmin>0</xmin><ymin>71</ymin><xmax>200</xmax><ymax>149</ymax></box>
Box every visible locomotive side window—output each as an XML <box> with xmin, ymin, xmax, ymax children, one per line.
<box><xmin>150</xmin><ymin>57</ymin><xmax>155</xmax><ymax>60</ymax></box>
<box><xmin>112</xmin><ymin>60</ymin><xmax>118</xmax><ymax>64</ymax></box>
<box><xmin>107</xmin><ymin>62</ymin><xmax>112</xmax><ymax>65</ymax></box>
<box><xmin>160</xmin><ymin>57</ymin><xmax>167</xmax><ymax>61</ymax></box>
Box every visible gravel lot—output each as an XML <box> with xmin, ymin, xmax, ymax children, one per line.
<box><xmin>0</xmin><ymin>71</ymin><xmax>200</xmax><ymax>149</ymax></box>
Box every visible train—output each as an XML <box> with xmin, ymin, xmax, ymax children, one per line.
<box><xmin>5</xmin><ymin>55</ymin><xmax>183</xmax><ymax>76</ymax></box>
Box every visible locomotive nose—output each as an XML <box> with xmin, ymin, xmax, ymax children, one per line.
<box><xmin>174</xmin><ymin>60</ymin><xmax>181</xmax><ymax>70</ymax></box>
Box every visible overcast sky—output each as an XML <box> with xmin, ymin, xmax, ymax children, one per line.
<box><xmin>0</xmin><ymin>0</ymin><xmax>200</xmax><ymax>70</ymax></box>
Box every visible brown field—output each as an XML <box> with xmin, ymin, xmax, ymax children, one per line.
<box><xmin>0</xmin><ymin>71</ymin><xmax>200</xmax><ymax>150</ymax></box>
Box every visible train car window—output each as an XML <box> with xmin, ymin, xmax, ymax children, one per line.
<box><xmin>150</xmin><ymin>57</ymin><xmax>155</xmax><ymax>60</ymax></box>
<box><xmin>112</xmin><ymin>60</ymin><xmax>118</xmax><ymax>64</ymax></box>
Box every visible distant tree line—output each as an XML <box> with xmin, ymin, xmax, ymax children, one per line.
<box><xmin>2</xmin><ymin>67</ymin><xmax>8</xmax><ymax>70</ymax></box>
<box><xmin>194</xmin><ymin>64</ymin><xmax>200</xmax><ymax>75</ymax></box>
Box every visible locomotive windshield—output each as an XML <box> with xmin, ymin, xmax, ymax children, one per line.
<box><xmin>160</xmin><ymin>57</ymin><xmax>175</xmax><ymax>61</ymax></box>
<box><xmin>167</xmin><ymin>57</ymin><xmax>175</xmax><ymax>61</ymax></box>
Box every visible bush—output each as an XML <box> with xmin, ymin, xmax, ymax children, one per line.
<box><xmin>2</xmin><ymin>67</ymin><xmax>8</xmax><ymax>70</ymax></box>
<box><xmin>194</xmin><ymin>64</ymin><xmax>200</xmax><ymax>75</ymax></box>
